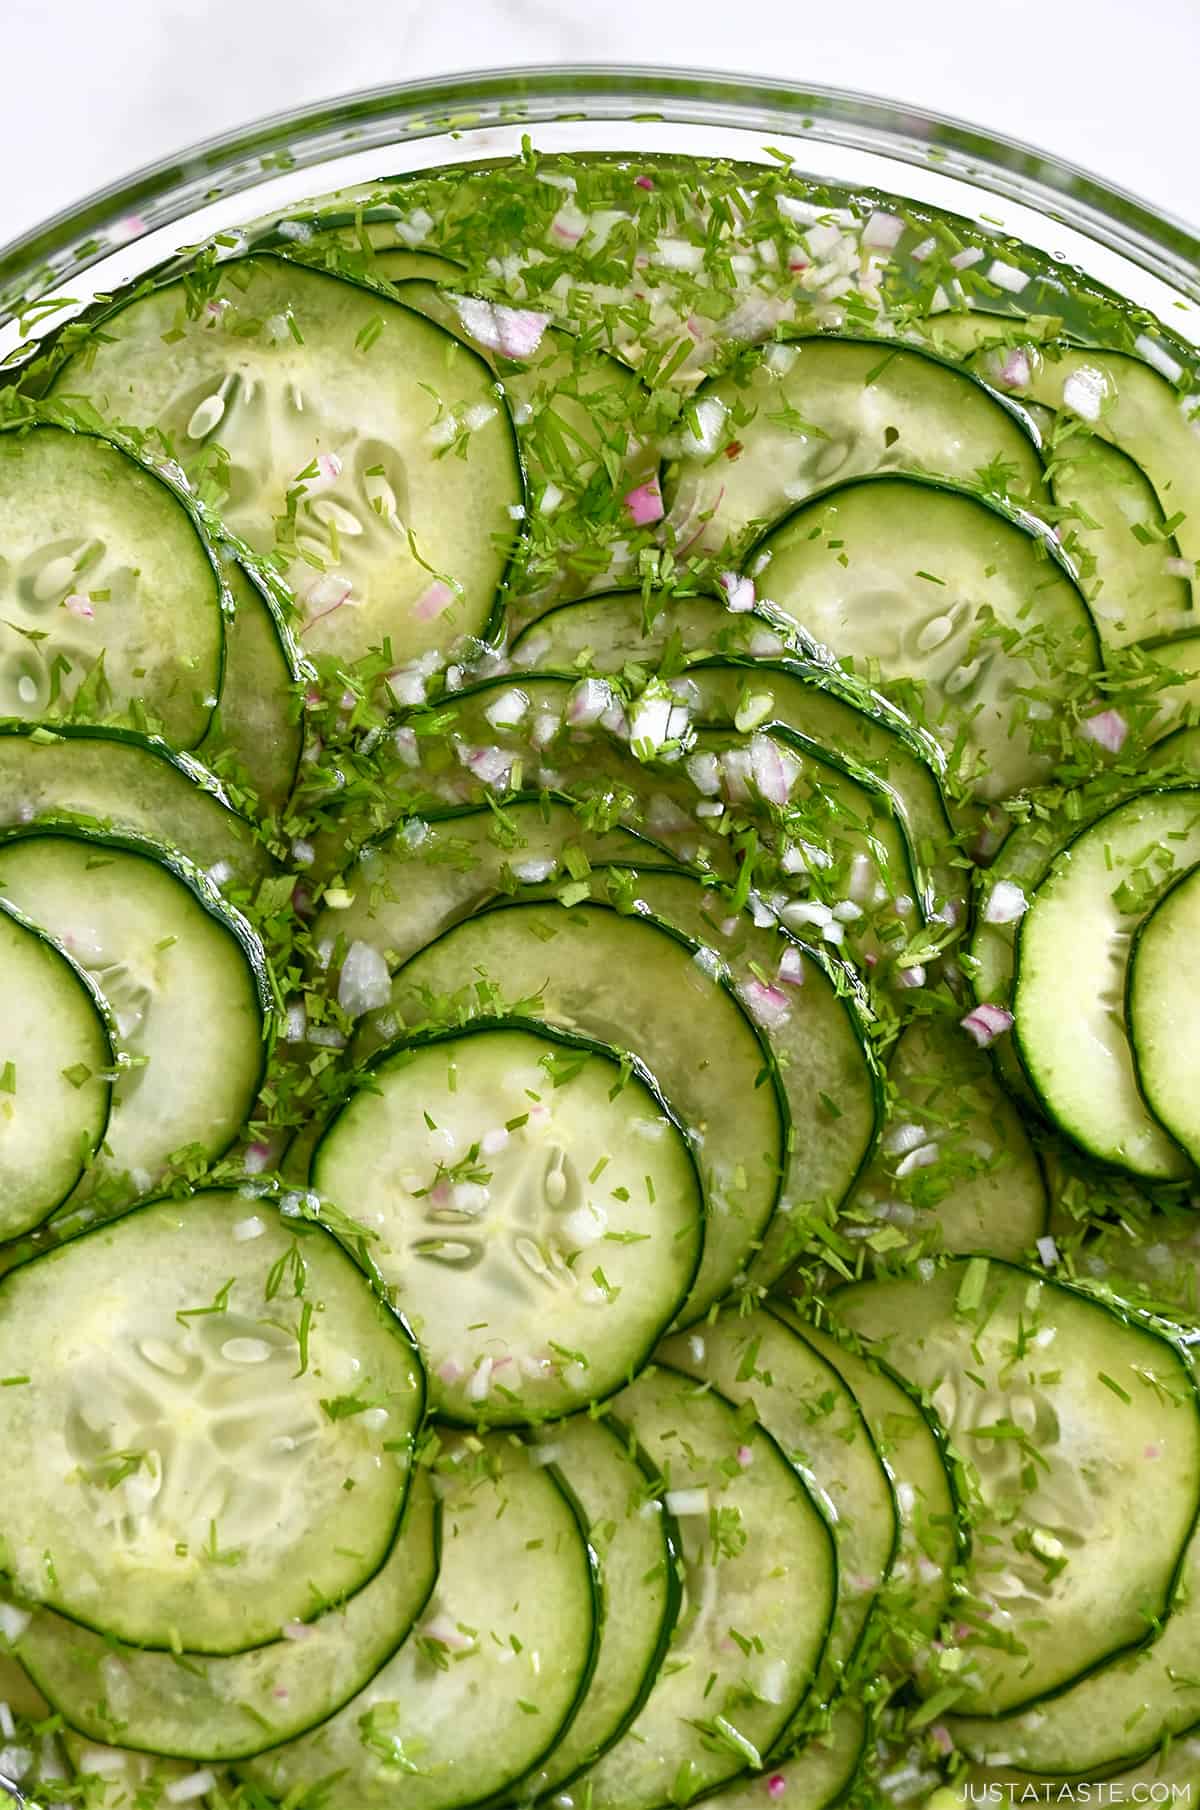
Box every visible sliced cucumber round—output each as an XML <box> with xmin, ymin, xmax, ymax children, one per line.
<box><xmin>968</xmin><ymin>341</ymin><xmax>1200</xmax><ymax>600</ymax></box>
<box><xmin>380</xmin><ymin>261</ymin><xmax>660</xmax><ymax>612</ymax></box>
<box><xmin>961</xmin><ymin>1724</ymin><xmax>1200</xmax><ymax>1800</ymax></box>
<box><xmin>0</xmin><ymin>900</ymin><xmax>112</xmax><ymax>1241</ymax></box>
<box><xmin>0</xmin><ymin>422</ymin><xmax>223</xmax><ymax>746</ymax></box>
<box><xmin>198</xmin><ymin>561</ymin><xmax>304</xmax><ymax>816</ymax></box>
<box><xmin>0</xmin><ymin>1190</ymin><xmax>425</xmax><ymax>1655</ymax></box>
<box><xmin>752</xmin><ymin>474</ymin><xmax>1101</xmax><ymax>801</ymax></box>
<box><xmin>525</xmin><ymin>1414</ymin><xmax>681</xmax><ymax>1796</ymax></box>
<box><xmin>840</xmin><ymin>1015</ymin><xmax>1047</xmax><ymax>1268</ymax></box>
<box><xmin>659</xmin><ymin>1303</ymin><xmax>896</xmax><ymax>1727</ymax></box>
<box><xmin>314</xmin><ymin>1022</ymin><xmax>704</xmax><ymax>1423</ymax></box>
<box><xmin>0</xmin><ymin>723</ymin><xmax>272</xmax><ymax>890</ymax></box>
<box><xmin>14</xmin><ymin>1464</ymin><xmax>439</xmax><ymax>1762</ymax></box>
<box><xmin>50</xmin><ymin>256</ymin><xmax>522</xmax><ymax>667</ymax></box>
<box><xmin>951</xmin><ymin>1502</ymin><xmax>1200</xmax><ymax>1774</ymax></box>
<box><xmin>0</xmin><ymin>829</ymin><xmax>271</xmax><ymax>1200</ymax></box>
<box><xmin>1014</xmin><ymin>788</ymin><xmax>1200</xmax><ymax>1177</ymax></box>
<box><xmin>577</xmin><ymin>1364</ymin><xmax>836</xmax><ymax>1809</ymax></box>
<box><xmin>664</xmin><ymin>337</ymin><xmax>1043</xmax><ymax>558</ymax></box>
<box><xmin>240</xmin><ymin>1431</ymin><xmax>596</xmax><ymax>1810</ymax></box>
<box><xmin>835</xmin><ymin>1259</ymin><xmax>1200</xmax><ymax>1713</ymax></box>
<box><xmin>689</xmin><ymin>1701</ymin><xmax>866</xmax><ymax>1810</ymax></box>
<box><xmin>571</xmin><ymin>864</ymin><xmax>882</xmax><ymax>1292</ymax></box>
<box><xmin>912</xmin><ymin>315</ymin><xmax>1193</xmax><ymax>647</ymax></box>
<box><xmin>371</xmin><ymin>899</ymin><xmax>787</xmax><ymax>1325</ymax></box>
<box><xmin>795</xmin><ymin>1317</ymin><xmax>963</xmax><ymax>1649</ymax></box>
<box><xmin>380</xmin><ymin>661</ymin><xmax>955</xmax><ymax>926</ymax></box>
<box><xmin>1046</xmin><ymin>423</ymin><xmax>1192</xmax><ymax>647</ymax></box>
<box><xmin>682</xmin><ymin>660</ymin><xmax>960</xmax><ymax>923</ymax></box>
<box><xmin>316</xmin><ymin>796</ymin><xmax>652</xmax><ymax>971</ymax></box>
<box><xmin>509</xmin><ymin>587</ymin><xmax>797</xmax><ymax>672</ymax></box>
<box><xmin>1128</xmin><ymin>861</ymin><xmax>1200</xmax><ymax>1168</ymax></box>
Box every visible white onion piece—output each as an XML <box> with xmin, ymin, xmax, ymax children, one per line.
<box><xmin>338</xmin><ymin>940</ymin><xmax>391</xmax><ymax>1016</ymax></box>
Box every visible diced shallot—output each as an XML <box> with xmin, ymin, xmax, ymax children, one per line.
<box><xmin>1081</xmin><ymin>708</ymin><xmax>1128</xmax><ymax>753</ymax></box>
<box><xmin>624</xmin><ymin>479</ymin><xmax>664</xmax><ymax>526</ymax></box>
<box><xmin>960</xmin><ymin>1003</ymin><xmax>1014</xmax><ymax>1047</ymax></box>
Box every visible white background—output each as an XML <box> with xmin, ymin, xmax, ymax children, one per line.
<box><xmin>0</xmin><ymin>0</ymin><xmax>1196</xmax><ymax>247</ymax></box>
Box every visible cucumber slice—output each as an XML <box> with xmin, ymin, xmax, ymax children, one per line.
<box><xmin>798</xmin><ymin>1318</ymin><xmax>962</xmax><ymax>1649</ymax></box>
<box><xmin>0</xmin><ymin>830</ymin><xmax>270</xmax><ymax>1200</ymax></box>
<box><xmin>966</xmin><ymin>775</ymin><xmax>1185</xmax><ymax>1101</ymax></box>
<box><xmin>382</xmin><ymin>662</ymin><xmax>953</xmax><ymax>925</ymax></box>
<box><xmin>1014</xmin><ymin>789</ymin><xmax>1200</xmax><ymax>1177</ymax></box>
<box><xmin>840</xmin><ymin>1016</ymin><xmax>1047</xmax><ymax>1268</ymax></box>
<box><xmin>14</xmin><ymin>1465</ymin><xmax>439</xmax><ymax>1762</ymax></box>
<box><xmin>509</xmin><ymin>586</ymin><xmax>797</xmax><ymax>669</ymax></box>
<box><xmin>525</xmin><ymin>1415</ymin><xmax>680</xmax><ymax>1795</ymax></box>
<box><xmin>683</xmin><ymin>660</ymin><xmax>960</xmax><ymax>924</ymax></box>
<box><xmin>325</xmin><ymin>831</ymin><xmax>879</xmax><ymax>1302</ymax></box>
<box><xmin>0</xmin><ymin>724</ymin><xmax>272</xmax><ymax>890</ymax></box>
<box><xmin>951</xmin><ymin>1506</ymin><xmax>1200</xmax><ymax>1774</ymax></box>
<box><xmin>835</xmin><ymin>1259</ymin><xmax>1200</xmax><ymax>1712</ymax></box>
<box><xmin>64</xmin><ymin>1738</ymin><xmax>227</xmax><ymax>1807</ymax></box>
<box><xmin>691</xmin><ymin>1702</ymin><xmax>866</xmax><ymax>1810</ymax></box>
<box><xmin>0</xmin><ymin>1190</ymin><xmax>425</xmax><ymax>1655</ymax></box>
<box><xmin>312</xmin><ymin>672</ymin><xmax>736</xmax><ymax>882</ymax></box>
<box><xmin>240</xmin><ymin>1432</ymin><xmax>596</xmax><ymax>1810</ymax></box>
<box><xmin>566</xmin><ymin>864</ymin><xmax>882</xmax><ymax>1292</ymax></box>
<box><xmin>314</xmin><ymin>1023</ymin><xmax>704</xmax><ymax>1423</ymax></box>
<box><xmin>0</xmin><ymin>422</ymin><xmax>222</xmax><ymax>746</ymax></box>
<box><xmin>969</xmin><ymin>342</ymin><xmax>1200</xmax><ymax>601</ymax></box>
<box><xmin>664</xmin><ymin>337</ymin><xmax>1043</xmax><ymax>558</ymax></box>
<box><xmin>378</xmin><ymin>261</ymin><xmax>659</xmax><ymax>612</ymax></box>
<box><xmin>372</xmin><ymin>899</ymin><xmax>787</xmax><ymax>1325</ymax></box>
<box><xmin>752</xmin><ymin>475</ymin><xmax>1101</xmax><ymax>802</ymax></box>
<box><xmin>198</xmin><ymin>563</ymin><xmax>303</xmax><ymax>816</ymax></box>
<box><xmin>659</xmin><ymin>1304</ymin><xmax>896</xmax><ymax>1723</ymax></box>
<box><xmin>317</xmin><ymin>796</ymin><xmax>652</xmax><ymax>967</ymax></box>
<box><xmin>1144</xmin><ymin>631</ymin><xmax>1200</xmax><ymax>737</ymax></box>
<box><xmin>578</xmin><ymin>1365</ymin><xmax>836</xmax><ymax>1809</ymax></box>
<box><xmin>50</xmin><ymin>256</ymin><xmax>522</xmax><ymax>666</ymax></box>
<box><xmin>1128</xmin><ymin>862</ymin><xmax>1200</xmax><ymax>1168</ymax></box>
<box><xmin>962</xmin><ymin>1726</ymin><xmax>1200</xmax><ymax>1799</ymax></box>
<box><xmin>1046</xmin><ymin>425</ymin><xmax>1192</xmax><ymax>646</ymax></box>
<box><xmin>0</xmin><ymin>900</ymin><xmax>112</xmax><ymax>1240</ymax></box>
<box><xmin>913</xmin><ymin>317</ymin><xmax>1193</xmax><ymax>647</ymax></box>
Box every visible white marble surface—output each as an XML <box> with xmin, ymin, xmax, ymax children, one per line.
<box><xmin>0</xmin><ymin>0</ymin><xmax>1196</xmax><ymax>247</ymax></box>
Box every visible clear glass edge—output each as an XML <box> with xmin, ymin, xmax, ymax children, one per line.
<box><xmin>1</xmin><ymin>64</ymin><xmax>1197</xmax><ymax>329</ymax></box>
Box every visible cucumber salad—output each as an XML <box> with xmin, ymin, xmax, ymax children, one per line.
<box><xmin>0</xmin><ymin>148</ymin><xmax>1199</xmax><ymax>1810</ymax></box>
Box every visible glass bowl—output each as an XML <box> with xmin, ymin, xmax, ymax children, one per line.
<box><xmin>1</xmin><ymin>65</ymin><xmax>1197</xmax><ymax>370</ymax></box>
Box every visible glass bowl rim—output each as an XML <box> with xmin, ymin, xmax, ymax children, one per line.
<box><xmin>1</xmin><ymin>63</ymin><xmax>1197</xmax><ymax>309</ymax></box>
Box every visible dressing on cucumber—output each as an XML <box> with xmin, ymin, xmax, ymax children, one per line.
<box><xmin>240</xmin><ymin>1431</ymin><xmax>597</xmax><ymax>1810</ymax></box>
<box><xmin>315</xmin><ymin>1022</ymin><xmax>705</xmax><ymax>1422</ymax></box>
<box><xmin>51</xmin><ymin>256</ymin><xmax>522</xmax><ymax>667</ymax></box>
<box><xmin>834</xmin><ymin>1259</ymin><xmax>1200</xmax><ymax>1713</ymax></box>
<box><xmin>0</xmin><ymin>146</ymin><xmax>1199</xmax><ymax>1810</ymax></box>
<box><xmin>0</xmin><ymin>422</ymin><xmax>223</xmax><ymax>745</ymax></box>
<box><xmin>0</xmin><ymin>829</ymin><xmax>270</xmax><ymax>1201</ymax></box>
<box><xmin>0</xmin><ymin>1190</ymin><xmax>425</xmax><ymax>1655</ymax></box>
<box><xmin>372</xmin><ymin>898</ymin><xmax>787</xmax><ymax>1324</ymax></box>
<box><xmin>0</xmin><ymin>899</ymin><xmax>112</xmax><ymax>1241</ymax></box>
